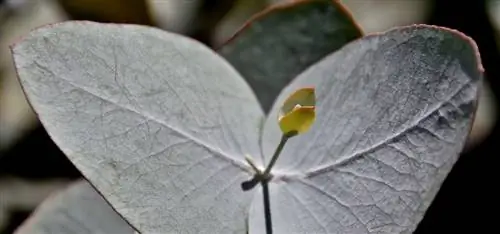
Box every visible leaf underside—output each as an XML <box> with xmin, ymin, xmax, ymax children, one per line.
<box><xmin>14</xmin><ymin>180</ymin><xmax>135</xmax><ymax>234</ymax></box>
<box><xmin>12</xmin><ymin>22</ymin><xmax>263</xmax><ymax>234</ymax></box>
<box><xmin>12</xmin><ymin>21</ymin><xmax>481</xmax><ymax>234</ymax></box>
<box><xmin>255</xmin><ymin>26</ymin><xmax>481</xmax><ymax>233</ymax></box>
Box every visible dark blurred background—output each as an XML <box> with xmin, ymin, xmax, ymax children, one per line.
<box><xmin>0</xmin><ymin>0</ymin><xmax>498</xmax><ymax>233</ymax></box>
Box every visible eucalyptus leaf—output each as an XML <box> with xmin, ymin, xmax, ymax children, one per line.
<box><xmin>12</xmin><ymin>22</ymin><xmax>262</xmax><ymax>233</ymax></box>
<box><xmin>14</xmin><ymin>180</ymin><xmax>135</xmax><ymax>234</ymax></box>
<box><xmin>219</xmin><ymin>0</ymin><xmax>362</xmax><ymax>112</ymax></box>
<box><xmin>11</xmin><ymin>22</ymin><xmax>481</xmax><ymax>234</ymax></box>
<box><xmin>256</xmin><ymin>26</ymin><xmax>482</xmax><ymax>233</ymax></box>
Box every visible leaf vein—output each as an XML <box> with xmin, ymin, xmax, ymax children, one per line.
<box><xmin>35</xmin><ymin>61</ymin><xmax>250</xmax><ymax>172</ymax></box>
<box><xmin>305</xmin><ymin>80</ymin><xmax>471</xmax><ymax>177</ymax></box>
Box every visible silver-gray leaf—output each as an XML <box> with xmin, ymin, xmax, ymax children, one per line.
<box><xmin>256</xmin><ymin>25</ymin><xmax>482</xmax><ymax>233</ymax></box>
<box><xmin>14</xmin><ymin>180</ymin><xmax>135</xmax><ymax>234</ymax></box>
<box><xmin>12</xmin><ymin>22</ymin><xmax>263</xmax><ymax>233</ymax></box>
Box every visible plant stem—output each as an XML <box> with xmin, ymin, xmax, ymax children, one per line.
<box><xmin>262</xmin><ymin>181</ymin><xmax>273</xmax><ymax>234</ymax></box>
<box><xmin>260</xmin><ymin>132</ymin><xmax>295</xmax><ymax>234</ymax></box>
<box><xmin>262</xmin><ymin>134</ymin><xmax>289</xmax><ymax>177</ymax></box>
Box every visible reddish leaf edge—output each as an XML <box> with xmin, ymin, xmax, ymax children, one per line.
<box><xmin>214</xmin><ymin>0</ymin><xmax>364</xmax><ymax>51</ymax></box>
<box><xmin>367</xmin><ymin>24</ymin><xmax>485</xmax><ymax>148</ymax></box>
<box><xmin>366</xmin><ymin>24</ymin><xmax>483</xmax><ymax>73</ymax></box>
<box><xmin>8</xmin><ymin>20</ymin><xmax>484</xmax><ymax>234</ymax></box>
<box><xmin>385</xmin><ymin>25</ymin><xmax>484</xmax><ymax>228</ymax></box>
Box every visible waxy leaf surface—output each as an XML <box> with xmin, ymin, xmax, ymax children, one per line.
<box><xmin>255</xmin><ymin>26</ymin><xmax>482</xmax><ymax>233</ymax></box>
<box><xmin>12</xmin><ymin>22</ymin><xmax>263</xmax><ymax>233</ymax></box>
<box><xmin>219</xmin><ymin>0</ymin><xmax>362</xmax><ymax>112</ymax></box>
<box><xmin>12</xmin><ymin>21</ymin><xmax>481</xmax><ymax>234</ymax></box>
<box><xmin>14</xmin><ymin>180</ymin><xmax>134</xmax><ymax>234</ymax></box>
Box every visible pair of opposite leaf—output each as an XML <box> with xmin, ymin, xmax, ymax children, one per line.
<box><xmin>11</xmin><ymin>2</ymin><xmax>482</xmax><ymax>234</ymax></box>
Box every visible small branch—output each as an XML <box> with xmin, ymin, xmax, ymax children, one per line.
<box><xmin>262</xmin><ymin>133</ymin><xmax>292</xmax><ymax>176</ymax></box>
<box><xmin>245</xmin><ymin>155</ymin><xmax>261</xmax><ymax>174</ymax></box>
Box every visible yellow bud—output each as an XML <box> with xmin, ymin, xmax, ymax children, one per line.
<box><xmin>278</xmin><ymin>87</ymin><xmax>316</xmax><ymax>136</ymax></box>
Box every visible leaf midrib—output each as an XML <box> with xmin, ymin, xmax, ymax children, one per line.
<box><xmin>302</xmin><ymin>79</ymin><xmax>473</xmax><ymax>178</ymax></box>
<box><xmin>35</xmin><ymin>64</ymin><xmax>250</xmax><ymax>173</ymax></box>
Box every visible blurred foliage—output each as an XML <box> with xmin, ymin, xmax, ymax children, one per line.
<box><xmin>0</xmin><ymin>0</ymin><xmax>67</xmax><ymax>152</ymax></box>
<box><xmin>186</xmin><ymin>0</ymin><xmax>238</xmax><ymax>45</ymax></box>
<box><xmin>56</xmin><ymin>0</ymin><xmax>155</xmax><ymax>25</ymax></box>
<box><xmin>212</xmin><ymin>0</ymin><xmax>269</xmax><ymax>46</ymax></box>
